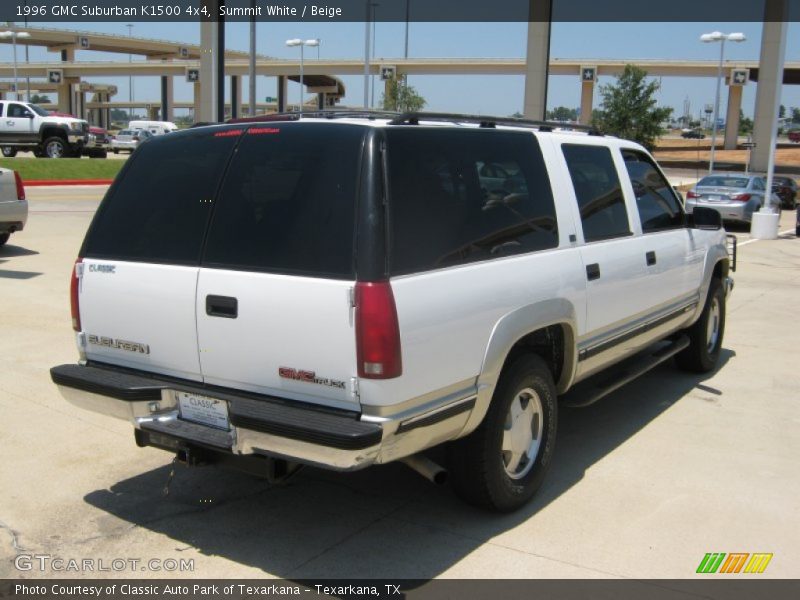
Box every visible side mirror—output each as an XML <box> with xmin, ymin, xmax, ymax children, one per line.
<box><xmin>25</xmin><ymin>113</ymin><xmax>34</xmax><ymax>119</ymax></box>
<box><xmin>691</xmin><ymin>206</ymin><xmax>722</xmax><ymax>230</ymax></box>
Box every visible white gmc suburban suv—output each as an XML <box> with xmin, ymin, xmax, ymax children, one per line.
<box><xmin>51</xmin><ymin>112</ymin><xmax>734</xmax><ymax>511</ymax></box>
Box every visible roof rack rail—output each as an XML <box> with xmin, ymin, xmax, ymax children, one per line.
<box><xmin>225</xmin><ymin>109</ymin><xmax>402</xmax><ymax>124</ymax></box>
<box><xmin>222</xmin><ymin>109</ymin><xmax>603</xmax><ymax>136</ymax></box>
<box><xmin>387</xmin><ymin>112</ymin><xmax>603</xmax><ymax>135</ymax></box>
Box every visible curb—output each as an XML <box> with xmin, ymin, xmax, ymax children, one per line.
<box><xmin>23</xmin><ymin>179</ymin><xmax>114</xmax><ymax>186</ymax></box>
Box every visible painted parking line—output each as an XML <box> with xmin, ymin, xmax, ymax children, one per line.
<box><xmin>738</xmin><ymin>228</ymin><xmax>796</xmax><ymax>247</ymax></box>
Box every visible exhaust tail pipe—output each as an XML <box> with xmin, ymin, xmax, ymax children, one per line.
<box><xmin>401</xmin><ymin>455</ymin><xmax>447</xmax><ymax>485</ymax></box>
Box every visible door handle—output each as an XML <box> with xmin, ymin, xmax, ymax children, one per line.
<box><xmin>646</xmin><ymin>251</ymin><xmax>657</xmax><ymax>266</ymax></box>
<box><xmin>586</xmin><ymin>263</ymin><xmax>601</xmax><ymax>281</ymax></box>
<box><xmin>206</xmin><ymin>295</ymin><xmax>238</xmax><ymax>319</ymax></box>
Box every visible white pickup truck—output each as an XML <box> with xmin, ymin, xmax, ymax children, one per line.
<box><xmin>0</xmin><ymin>100</ymin><xmax>89</xmax><ymax>158</ymax></box>
<box><xmin>51</xmin><ymin>112</ymin><xmax>735</xmax><ymax>511</ymax></box>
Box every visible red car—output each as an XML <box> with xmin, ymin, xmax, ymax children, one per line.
<box><xmin>788</xmin><ymin>130</ymin><xmax>800</xmax><ymax>143</ymax></box>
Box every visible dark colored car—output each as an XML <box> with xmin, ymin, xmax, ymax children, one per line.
<box><xmin>772</xmin><ymin>176</ymin><xmax>797</xmax><ymax>209</ymax></box>
<box><xmin>788</xmin><ymin>130</ymin><xmax>800</xmax><ymax>143</ymax></box>
<box><xmin>681</xmin><ymin>129</ymin><xmax>706</xmax><ymax>139</ymax></box>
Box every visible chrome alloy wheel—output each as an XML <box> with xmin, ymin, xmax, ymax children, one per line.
<box><xmin>46</xmin><ymin>140</ymin><xmax>65</xmax><ymax>158</ymax></box>
<box><xmin>706</xmin><ymin>295</ymin><xmax>721</xmax><ymax>352</ymax></box>
<box><xmin>502</xmin><ymin>387</ymin><xmax>544</xmax><ymax>479</ymax></box>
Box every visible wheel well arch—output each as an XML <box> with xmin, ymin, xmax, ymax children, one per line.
<box><xmin>712</xmin><ymin>259</ymin><xmax>729</xmax><ymax>281</ymax></box>
<box><xmin>501</xmin><ymin>324</ymin><xmax>570</xmax><ymax>391</ymax></box>
<box><xmin>40</xmin><ymin>126</ymin><xmax>68</xmax><ymax>141</ymax></box>
<box><xmin>460</xmin><ymin>301</ymin><xmax>578</xmax><ymax>439</ymax></box>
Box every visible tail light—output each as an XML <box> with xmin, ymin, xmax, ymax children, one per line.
<box><xmin>70</xmin><ymin>258</ymin><xmax>82</xmax><ymax>331</ymax></box>
<box><xmin>731</xmin><ymin>193</ymin><xmax>751</xmax><ymax>202</ymax></box>
<box><xmin>686</xmin><ymin>191</ymin><xmax>700</xmax><ymax>199</ymax></box>
<box><xmin>355</xmin><ymin>281</ymin><xmax>402</xmax><ymax>379</ymax></box>
<box><xmin>14</xmin><ymin>170</ymin><xmax>25</xmax><ymax>200</ymax></box>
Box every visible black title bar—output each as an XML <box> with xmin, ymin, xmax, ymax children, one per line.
<box><xmin>4</xmin><ymin>0</ymin><xmax>800</xmax><ymax>23</ymax></box>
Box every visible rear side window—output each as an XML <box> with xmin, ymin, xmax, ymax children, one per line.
<box><xmin>81</xmin><ymin>129</ymin><xmax>239</xmax><ymax>264</ymax></box>
<box><xmin>621</xmin><ymin>149</ymin><xmax>684</xmax><ymax>232</ymax></box>
<box><xmin>201</xmin><ymin>123</ymin><xmax>366</xmax><ymax>278</ymax></box>
<box><xmin>385</xmin><ymin>128</ymin><xmax>558</xmax><ymax>275</ymax></box>
<box><xmin>562</xmin><ymin>144</ymin><xmax>631</xmax><ymax>242</ymax></box>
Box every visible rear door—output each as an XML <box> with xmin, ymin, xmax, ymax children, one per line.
<box><xmin>195</xmin><ymin>123</ymin><xmax>367</xmax><ymax>410</ymax></box>
<box><xmin>78</xmin><ymin>128</ymin><xmax>240</xmax><ymax>381</ymax></box>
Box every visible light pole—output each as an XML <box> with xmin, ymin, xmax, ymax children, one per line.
<box><xmin>700</xmin><ymin>31</ymin><xmax>746</xmax><ymax>174</ymax></box>
<box><xmin>0</xmin><ymin>30</ymin><xmax>31</xmax><ymax>101</ymax></box>
<box><xmin>285</xmin><ymin>39</ymin><xmax>319</xmax><ymax>115</ymax></box>
<box><xmin>127</xmin><ymin>24</ymin><xmax>134</xmax><ymax>119</ymax></box>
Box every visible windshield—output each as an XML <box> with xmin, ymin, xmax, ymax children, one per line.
<box><xmin>697</xmin><ymin>176</ymin><xmax>749</xmax><ymax>188</ymax></box>
<box><xmin>30</xmin><ymin>104</ymin><xmax>49</xmax><ymax>117</ymax></box>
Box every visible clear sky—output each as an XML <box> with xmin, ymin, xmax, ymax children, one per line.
<box><xmin>1</xmin><ymin>20</ymin><xmax>798</xmax><ymax>120</ymax></box>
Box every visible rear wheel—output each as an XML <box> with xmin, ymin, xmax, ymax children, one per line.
<box><xmin>0</xmin><ymin>233</ymin><xmax>9</xmax><ymax>246</ymax></box>
<box><xmin>677</xmin><ymin>278</ymin><xmax>726</xmax><ymax>373</ymax></box>
<box><xmin>1</xmin><ymin>146</ymin><xmax>17</xmax><ymax>158</ymax></box>
<box><xmin>447</xmin><ymin>354</ymin><xmax>557</xmax><ymax>512</ymax></box>
<box><xmin>112</xmin><ymin>149</ymin><xmax>119</xmax><ymax>154</ymax></box>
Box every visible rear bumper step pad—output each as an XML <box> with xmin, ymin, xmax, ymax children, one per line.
<box><xmin>51</xmin><ymin>363</ymin><xmax>382</xmax><ymax>450</ymax></box>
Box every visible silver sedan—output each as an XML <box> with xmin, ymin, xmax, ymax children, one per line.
<box><xmin>685</xmin><ymin>173</ymin><xmax>779</xmax><ymax>224</ymax></box>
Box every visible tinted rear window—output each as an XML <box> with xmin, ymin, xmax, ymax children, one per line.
<box><xmin>201</xmin><ymin>123</ymin><xmax>366</xmax><ymax>278</ymax></box>
<box><xmin>697</xmin><ymin>176</ymin><xmax>749</xmax><ymax>188</ymax></box>
<box><xmin>384</xmin><ymin>128</ymin><xmax>558</xmax><ymax>275</ymax></box>
<box><xmin>82</xmin><ymin>128</ymin><xmax>239</xmax><ymax>264</ymax></box>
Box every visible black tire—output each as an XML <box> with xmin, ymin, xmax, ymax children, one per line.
<box><xmin>89</xmin><ymin>149</ymin><xmax>107</xmax><ymax>159</ymax></box>
<box><xmin>43</xmin><ymin>136</ymin><xmax>68</xmax><ymax>158</ymax></box>
<box><xmin>676</xmin><ymin>278</ymin><xmax>726</xmax><ymax>373</ymax></box>
<box><xmin>447</xmin><ymin>354</ymin><xmax>557</xmax><ymax>512</ymax></box>
<box><xmin>1</xmin><ymin>146</ymin><xmax>17</xmax><ymax>158</ymax></box>
<box><xmin>0</xmin><ymin>233</ymin><xmax>9</xmax><ymax>246</ymax></box>
<box><xmin>112</xmin><ymin>149</ymin><xmax>119</xmax><ymax>154</ymax></box>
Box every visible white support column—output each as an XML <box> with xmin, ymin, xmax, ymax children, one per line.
<box><xmin>522</xmin><ymin>9</ymin><xmax>551</xmax><ymax>121</ymax></box>
<box><xmin>579</xmin><ymin>80</ymin><xmax>594</xmax><ymax>125</ymax></box>
<box><xmin>750</xmin><ymin>19</ymin><xmax>787</xmax><ymax>173</ymax></box>
<box><xmin>724</xmin><ymin>83</ymin><xmax>743</xmax><ymax>150</ymax></box>
<box><xmin>198</xmin><ymin>7</ymin><xmax>219</xmax><ymax>123</ymax></box>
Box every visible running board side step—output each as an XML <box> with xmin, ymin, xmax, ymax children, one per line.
<box><xmin>562</xmin><ymin>336</ymin><xmax>690</xmax><ymax>408</ymax></box>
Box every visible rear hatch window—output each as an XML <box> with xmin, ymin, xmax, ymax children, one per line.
<box><xmin>202</xmin><ymin>123</ymin><xmax>366</xmax><ymax>279</ymax></box>
<box><xmin>82</xmin><ymin>127</ymin><xmax>239</xmax><ymax>264</ymax></box>
<box><xmin>82</xmin><ymin>123</ymin><xmax>367</xmax><ymax>277</ymax></box>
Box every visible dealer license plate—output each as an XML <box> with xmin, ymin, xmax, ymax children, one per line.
<box><xmin>177</xmin><ymin>392</ymin><xmax>230</xmax><ymax>430</ymax></box>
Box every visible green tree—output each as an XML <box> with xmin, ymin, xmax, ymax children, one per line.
<box><xmin>592</xmin><ymin>64</ymin><xmax>673</xmax><ymax>151</ymax></box>
<box><xmin>381</xmin><ymin>76</ymin><xmax>426</xmax><ymax>113</ymax></box>
<box><xmin>778</xmin><ymin>104</ymin><xmax>786</xmax><ymax>119</ymax></box>
<box><xmin>546</xmin><ymin>106</ymin><xmax>578</xmax><ymax>121</ymax></box>
<box><xmin>791</xmin><ymin>107</ymin><xmax>800</xmax><ymax>124</ymax></box>
<box><xmin>738</xmin><ymin>109</ymin><xmax>753</xmax><ymax>134</ymax></box>
<box><xmin>29</xmin><ymin>94</ymin><xmax>51</xmax><ymax>104</ymax></box>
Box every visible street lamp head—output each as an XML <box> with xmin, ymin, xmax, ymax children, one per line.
<box><xmin>17</xmin><ymin>32</ymin><xmax>31</xmax><ymax>39</ymax></box>
<box><xmin>305</xmin><ymin>39</ymin><xmax>320</xmax><ymax>47</ymax></box>
<box><xmin>0</xmin><ymin>31</ymin><xmax>14</xmax><ymax>39</ymax></box>
<box><xmin>700</xmin><ymin>31</ymin><xmax>724</xmax><ymax>42</ymax></box>
<box><xmin>727</xmin><ymin>32</ymin><xmax>746</xmax><ymax>42</ymax></box>
<box><xmin>285</xmin><ymin>38</ymin><xmax>302</xmax><ymax>47</ymax></box>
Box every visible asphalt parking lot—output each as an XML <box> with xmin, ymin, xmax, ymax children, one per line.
<box><xmin>1</xmin><ymin>186</ymin><xmax>798</xmax><ymax>580</ymax></box>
